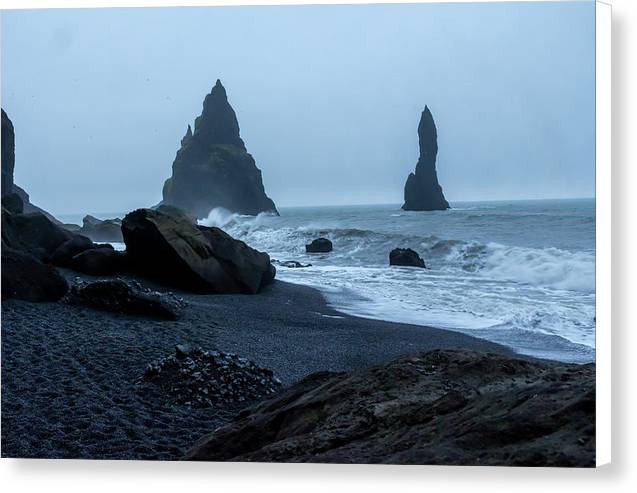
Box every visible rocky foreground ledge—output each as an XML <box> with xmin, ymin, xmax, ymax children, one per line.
<box><xmin>185</xmin><ymin>349</ymin><xmax>595</xmax><ymax>466</ymax></box>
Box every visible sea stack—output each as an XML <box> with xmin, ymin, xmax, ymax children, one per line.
<box><xmin>402</xmin><ymin>106</ymin><xmax>449</xmax><ymax>211</ymax></box>
<box><xmin>1</xmin><ymin>109</ymin><xmax>16</xmax><ymax>197</ymax></box>
<box><xmin>161</xmin><ymin>80</ymin><xmax>278</xmax><ymax>218</ymax></box>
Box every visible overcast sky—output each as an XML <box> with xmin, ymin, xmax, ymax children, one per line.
<box><xmin>1</xmin><ymin>2</ymin><xmax>595</xmax><ymax>215</ymax></box>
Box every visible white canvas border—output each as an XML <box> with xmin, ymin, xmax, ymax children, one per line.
<box><xmin>0</xmin><ymin>0</ymin><xmax>617</xmax><ymax>487</ymax></box>
<box><xmin>595</xmin><ymin>0</ymin><xmax>612</xmax><ymax>468</ymax></box>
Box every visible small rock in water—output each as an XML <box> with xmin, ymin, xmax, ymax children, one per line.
<box><xmin>389</xmin><ymin>248</ymin><xmax>426</xmax><ymax>268</ymax></box>
<box><xmin>305</xmin><ymin>238</ymin><xmax>333</xmax><ymax>253</ymax></box>
<box><xmin>272</xmin><ymin>259</ymin><xmax>312</xmax><ymax>268</ymax></box>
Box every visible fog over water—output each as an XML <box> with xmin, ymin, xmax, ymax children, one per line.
<box><xmin>1</xmin><ymin>2</ymin><xmax>594</xmax><ymax>215</ymax></box>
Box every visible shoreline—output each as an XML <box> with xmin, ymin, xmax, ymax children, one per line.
<box><xmin>1</xmin><ymin>276</ymin><xmax>519</xmax><ymax>459</ymax></box>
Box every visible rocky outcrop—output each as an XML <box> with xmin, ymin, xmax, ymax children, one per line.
<box><xmin>389</xmin><ymin>248</ymin><xmax>426</xmax><ymax>268</ymax></box>
<box><xmin>185</xmin><ymin>349</ymin><xmax>595</xmax><ymax>466</ymax></box>
<box><xmin>161</xmin><ymin>80</ymin><xmax>278</xmax><ymax>218</ymax></box>
<box><xmin>121</xmin><ymin>208</ymin><xmax>275</xmax><ymax>294</ymax></box>
<box><xmin>1</xmin><ymin>109</ymin><xmax>15</xmax><ymax>196</ymax></box>
<box><xmin>65</xmin><ymin>279</ymin><xmax>185</xmax><ymax>320</ymax></box>
<box><xmin>1</xmin><ymin>109</ymin><xmax>62</xmax><ymax>223</ymax></box>
<box><xmin>2</xmin><ymin>192</ymin><xmax>23</xmax><ymax>214</ymax></box>
<box><xmin>74</xmin><ymin>215</ymin><xmax>123</xmax><ymax>242</ymax></box>
<box><xmin>2</xmin><ymin>209</ymin><xmax>73</xmax><ymax>261</ymax></box>
<box><xmin>402</xmin><ymin>106</ymin><xmax>450</xmax><ymax>211</ymax></box>
<box><xmin>1</xmin><ymin>248</ymin><xmax>68</xmax><ymax>302</ymax></box>
<box><xmin>305</xmin><ymin>238</ymin><xmax>333</xmax><ymax>253</ymax></box>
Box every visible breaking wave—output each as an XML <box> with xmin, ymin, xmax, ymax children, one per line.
<box><xmin>213</xmin><ymin>213</ymin><xmax>594</xmax><ymax>294</ymax></box>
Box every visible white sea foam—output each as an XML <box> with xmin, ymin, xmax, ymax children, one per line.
<box><xmin>193</xmin><ymin>200</ymin><xmax>596</xmax><ymax>362</ymax></box>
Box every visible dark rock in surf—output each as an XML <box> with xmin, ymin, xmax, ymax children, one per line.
<box><xmin>161</xmin><ymin>79</ymin><xmax>278</xmax><ymax>218</ymax></box>
<box><xmin>65</xmin><ymin>279</ymin><xmax>185</xmax><ymax>320</ymax></box>
<box><xmin>185</xmin><ymin>349</ymin><xmax>595</xmax><ymax>466</ymax></box>
<box><xmin>389</xmin><ymin>248</ymin><xmax>426</xmax><ymax>268</ymax></box>
<box><xmin>305</xmin><ymin>238</ymin><xmax>333</xmax><ymax>253</ymax></box>
<box><xmin>273</xmin><ymin>260</ymin><xmax>312</xmax><ymax>268</ymax></box>
<box><xmin>402</xmin><ymin>106</ymin><xmax>450</xmax><ymax>211</ymax></box>
<box><xmin>70</xmin><ymin>246</ymin><xmax>129</xmax><ymax>276</ymax></box>
<box><xmin>75</xmin><ymin>215</ymin><xmax>123</xmax><ymax>242</ymax></box>
<box><xmin>121</xmin><ymin>208</ymin><xmax>275</xmax><ymax>294</ymax></box>
<box><xmin>1</xmin><ymin>248</ymin><xmax>68</xmax><ymax>302</ymax></box>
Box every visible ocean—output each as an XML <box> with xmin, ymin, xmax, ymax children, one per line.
<box><xmin>59</xmin><ymin>198</ymin><xmax>596</xmax><ymax>364</ymax></box>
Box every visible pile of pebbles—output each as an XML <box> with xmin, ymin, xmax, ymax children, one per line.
<box><xmin>142</xmin><ymin>345</ymin><xmax>282</xmax><ymax>408</ymax></box>
<box><xmin>66</xmin><ymin>278</ymin><xmax>187</xmax><ymax>320</ymax></box>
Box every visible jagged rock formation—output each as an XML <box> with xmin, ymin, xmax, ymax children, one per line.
<box><xmin>162</xmin><ymin>80</ymin><xmax>278</xmax><ymax>218</ymax></box>
<box><xmin>402</xmin><ymin>106</ymin><xmax>450</xmax><ymax>211</ymax></box>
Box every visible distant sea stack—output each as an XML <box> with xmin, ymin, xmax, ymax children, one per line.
<box><xmin>402</xmin><ymin>106</ymin><xmax>450</xmax><ymax>211</ymax></box>
<box><xmin>162</xmin><ymin>80</ymin><xmax>278</xmax><ymax>218</ymax></box>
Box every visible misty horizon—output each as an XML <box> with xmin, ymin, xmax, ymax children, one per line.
<box><xmin>1</xmin><ymin>2</ymin><xmax>595</xmax><ymax>216</ymax></box>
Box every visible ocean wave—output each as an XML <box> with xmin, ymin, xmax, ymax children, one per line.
<box><xmin>211</xmin><ymin>209</ymin><xmax>594</xmax><ymax>294</ymax></box>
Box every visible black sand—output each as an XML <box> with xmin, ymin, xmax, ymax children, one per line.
<box><xmin>1</xmin><ymin>278</ymin><xmax>515</xmax><ymax>460</ymax></box>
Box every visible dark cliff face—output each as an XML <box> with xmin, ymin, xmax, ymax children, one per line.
<box><xmin>402</xmin><ymin>106</ymin><xmax>449</xmax><ymax>211</ymax></box>
<box><xmin>2</xmin><ymin>108</ymin><xmax>16</xmax><ymax>197</ymax></box>
<box><xmin>162</xmin><ymin>80</ymin><xmax>278</xmax><ymax>218</ymax></box>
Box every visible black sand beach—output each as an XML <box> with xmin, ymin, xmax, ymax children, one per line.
<box><xmin>1</xmin><ymin>276</ymin><xmax>514</xmax><ymax>460</ymax></box>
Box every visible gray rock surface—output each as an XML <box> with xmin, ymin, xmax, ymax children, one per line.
<box><xmin>186</xmin><ymin>349</ymin><xmax>595</xmax><ymax>466</ymax></box>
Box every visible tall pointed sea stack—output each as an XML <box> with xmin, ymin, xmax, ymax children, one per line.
<box><xmin>402</xmin><ymin>106</ymin><xmax>449</xmax><ymax>211</ymax></box>
<box><xmin>162</xmin><ymin>80</ymin><xmax>278</xmax><ymax>218</ymax></box>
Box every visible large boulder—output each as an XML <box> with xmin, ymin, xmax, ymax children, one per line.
<box><xmin>185</xmin><ymin>349</ymin><xmax>595</xmax><ymax>466</ymax></box>
<box><xmin>305</xmin><ymin>238</ymin><xmax>333</xmax><ymax>253</ymax></box>
<box><xmin>69</xmin><ymin>246</ymin><xmax>128</xmax><ymax>276</ymax></box>
<box><xmin>121</xmin><ymin>208</ymin><xmax>275</xmax><ymax>294</ymax></box>
<box><xmin>51</xmin><ymin>235</ymin><xmax>96</xmax><ymax>268</ymax></box>
<box><xmin>161</xmin><ymin>80</ymin><xmax>278</xmax><ymax>218</ymax></box>
<box><xmin>2</xmin><ymin>210</ymin><xmax>73</xmax><ymax>261</ymax></box>
<box><xmin>402</xmin><ymin>106</ymin><xmax>450</xmax><ymax>211</ymax></box>
<box><xmin>389</xmin><ymin>248</ymin><xmax>426</xmax><ymax>268</ymax></box>
<box><xmin>1</xmin><ymin>248</ymin><xmax>68</xmax><ymax>302</ymax></box>
<box><xmin>65</xmin><ymin>279</ymin><xmax>185</xmax><ymax>320</ymax></box>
